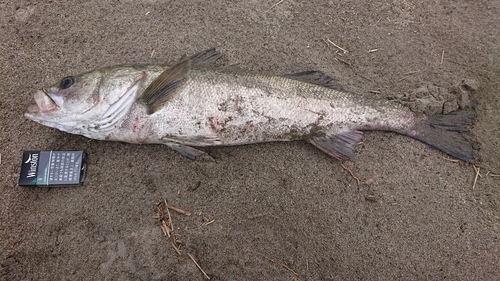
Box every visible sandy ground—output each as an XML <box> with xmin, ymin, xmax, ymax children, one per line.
<box><xmin>1</xmin><ymin>1</ymin><xmax>499</xmax><ymax>280</ymax></box>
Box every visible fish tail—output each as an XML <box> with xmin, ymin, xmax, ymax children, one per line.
<box><xmin>404</xmin><ymin>109</ymin><xmax>476</xmax><ymax>161</ymax></box>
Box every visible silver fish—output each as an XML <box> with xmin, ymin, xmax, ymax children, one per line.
<box><xmin>25</xmin><ymin>49</ymin><xmax>475</xmax><ymax>161</ymax></box>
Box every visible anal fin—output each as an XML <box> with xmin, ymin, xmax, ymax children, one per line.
<box><xmin>308</xmin><ymin>131</ymin><xmax>363</xmax><ymax>160</ymax></box>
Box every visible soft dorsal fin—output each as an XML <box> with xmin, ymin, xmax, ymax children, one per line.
<box><xmin>282</xmin><ymin>71</ymin><xmax>344</xmax><ymax>91</ymax></box>
<box><xmin>140</xmin><ymin>59</ymin><xmax>190</xmax><ymax>114</ymax></box>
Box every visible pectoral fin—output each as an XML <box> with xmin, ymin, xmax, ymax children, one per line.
<box><xmin>140</xmin><ymin>59</ymin><xmax>190</xmax><ymax>114</ymax></box>
<box><xmin>308</xmin><ymin>131</ymin><xmax>363</xmax><ymax>160</ymax></box>
<box><xmin>140</xmin><ymin>49</ymin><xmax>223</xmax><ymax>114</ymax></box>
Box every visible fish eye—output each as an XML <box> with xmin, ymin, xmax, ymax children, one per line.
<box><xmin>59</xmin><ymin>76</ymin><xmax>75</xmax><ymax>89</ymax></box>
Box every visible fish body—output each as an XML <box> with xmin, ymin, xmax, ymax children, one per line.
<box><xmin>25</xmin><ymin>49</ymin><xmax>475</xmax><ymax>161</ymax></box>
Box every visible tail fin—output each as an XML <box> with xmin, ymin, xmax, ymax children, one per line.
<box><xmin>406</xmin><ymin>109</ymin><xmax>476</xmax><ymax>161</ymax></box>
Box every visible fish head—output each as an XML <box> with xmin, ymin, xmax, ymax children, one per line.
<box><xmin>25</xmin><ymin>67</ymin><xmax>144</xmax><ymax>139</ymax></box>
<box><xmin>25</xmin><ymin>69</ymin><xmax>105</xmax><ymax>132</ymax></box>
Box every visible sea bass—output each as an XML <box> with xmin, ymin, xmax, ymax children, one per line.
<box><xmin>25</xmin><ymin>49</ymin><xmax>475</xmax><ymax>161</ymax></box>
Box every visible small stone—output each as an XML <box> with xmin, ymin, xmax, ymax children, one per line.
<box><xmin>461</xmin><ymin>79</ymin><xmax>479</xmax><ymax>91</ymax></box>
<box><xmin>424</xmin><ymin>97</ymin><xmax>445</xmax><ymax>115</ymax></box>
<box><xmin>443</xmin><ymin>100</ymin><xmax>459</xmax><ymax>114</ymax></box>
<box><xmin>457</xmin><ymin>88</ymin><xmax>470</xmax><ymax>109</ymax></box>
<box><xmin>412</xmin><ymin>86</ymin><xmax>428</xmax><ymax>98</ymax></box>
<box><xmin>405</xmin><ymin>100</ymin><xmax>423</xmax><ymax>113</ymax></box>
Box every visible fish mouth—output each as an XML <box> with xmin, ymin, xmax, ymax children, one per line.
<box><xmin>27</xmin><ymin>90</ymin><xmax>59</xmax><ymax>113</ymax></box>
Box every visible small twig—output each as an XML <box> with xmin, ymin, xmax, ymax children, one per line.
<box><xmin>205</xmin><ymin>219</ymin><xmax>216</xmax><ymax>226</ymax></box>
<box><xmin>161</xmin><ymin>220</ymin><xmax>170</xmax><ymax>237</ymax></box>
<box><xmin>440</xmin><ymin>50</ymin><xmax>445</xmax><ymax>65</ymax></box>
<box><xmin>369</xmin><ymin>18</ymin><xmax>382</xmax><ymax>26</ymax></box>
<box><xmin>368</xmin><ymin>48</ymin><xmax>380</xmax><ymax>53</ymax></box>
<box><xmin>199</xmin><ymin>218</ymin><xmax>216</xmax><ymax>228</ymax></box>
<box><xmin>154</xmin><ymin>200</ymin><xmax>184</xmax><ymax>255</ymax></box>
<box><xmin>403</xmin><ymin>70</ymin><xmax>420</xmax><ymax>76</ymax></box>
<box><xmin>334</xmin><ymin>57</ymin><xmax>351</xmax><ymax>66</ymax></box>
<box><xmin>489</xmin><ymin>173</ymin><xmax>500</xmax><ymax>177</ymax></box>
<box><xmin>364</xmin><ymin>195</ymin><xmax>377</xmax><ymax>202</ymax></box>
<box><xmin>325</xmin><ymin>38</ymin><xmax>348</xmax><ymax>53</ymax></box>
<box><xmin>269</xmin><ymin>0</ymin><xmax>284</xmax><ymax>9</ymax></box>
<box><xmin>358</xmin><ymin>74</ymin><xmax>372</xmax><ymax>81</ymax></box>
<box><xmin>150</xmin><ymin>49</ymin><xmax>156</xmax><ymax>58</ymax></box>
<box><xmin>473</xmin><ymin>164</ymin><xmax>487</xmax><ymax>170</ymax></box>
<box><xmin>155</xmin><ymin>203</ymin><xmax>171</xmax><ymax>237</ymax></box>
<box><xmin>369</xmin><ymin>90</ymin><xmax>381</xmax><ymax>95</ymax></box>
<box><xmin>247</xmin><ymin>249</ymin><xmax>299</xmax><ymax>276</ymax></box>
<box><xmin>172</xmin><ymin>241</ymin><xmax>182</xmax><ymax>255</ymax></box>
<box><xmin>168</xmin><ymin>205</ymin><xmax>191</xmax><ymax>216</ymax></box>
<box><xmin>188</xmin><ymin>253</ymin><xmax>210</xmax><ymax>280</ymax></box>
<box><xmin>441</xmin><ymin>156</ymin><xmax>459</xmax><ymax>163</ymax></box>
<box><xmin>398</xmin><ymin>71</ymin><xmax>419</xmax><ymax>82</ymax></box>
<box><xmin>364</xmin><ymin>173</ymin><xmax>377</xmax><ymax>185</ymax></box>
<box><xmin>164</xmin><ymin>199</ymin><xmax>173</xmax><ymax>232</ymax></box>
<box><xmin>188</xmin><ymin>181</ymin><xmax>201</xmax><ymax>192</ymax></box>
<box><xmin>340</xmin><ymin>162</ymin><xmax>360</xmax><ymax>186</ymax></box>
<box><xmin>476</xmin><ymin>167</ymin><xmax>483</xmax><ymax>178</ymax></box>
<box><xmin>472</xmin><ymin>165</ymin><xmax>481</xmax><ymax>190</ymax></box>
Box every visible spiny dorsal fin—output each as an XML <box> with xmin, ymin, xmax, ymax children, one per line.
<box><xmin>140</xmin><ymin>59</ymin><xmax>190</xmax><ymax>114</ymax></box>
<box><xmin>179</xmin><ymin>48</ymin><xmax>222</xmax><ymax>66</ymax></box>
<box><xmin>282</xmin><ymin>71</ymin><xmax>344</xmax><ymax>91</ymax></box>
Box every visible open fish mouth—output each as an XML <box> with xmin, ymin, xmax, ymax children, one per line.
<box><xmin>28</xmin><ymin>90</ymin><xmax>59</xmax><ymax>113</ymax></box>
